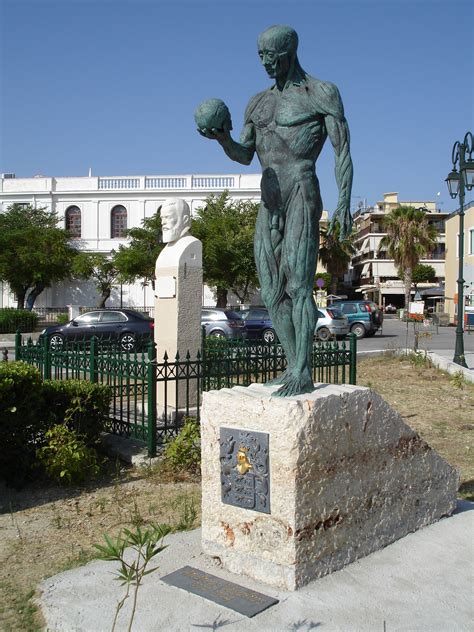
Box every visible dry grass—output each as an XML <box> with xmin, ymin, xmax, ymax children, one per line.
<box><xmin>1</xmin><ymin>354</ymin><xmax>473</xmax><ymax>630</ymax></box>
<box><xmin>0</xmin><ymin>463</ymin><xmax>200</xmax><ymax>631</ymax></box>
<box><xmin>358</xmin><ymin>353</ymin><xmax>474</xmax><ymax>497</ymax></box>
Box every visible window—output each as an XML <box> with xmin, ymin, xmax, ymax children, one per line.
<box><xmin>111</xmin><ymin>205</ymin><xmax>127</xmax><ymax>238</ymax></box>
<box><xmin>100</xmin><ymin>311</ymin><xmax>127</xmax><ymax>323</ymax></box>
<box><xmin>341</xmin><ymin>304</ymin><xmax>358</xmax><ymax>314</ymax></box>
<box><xmin>65</xmin><ymin>205</ymin><xmax>81</xmax><ymax>237</ymax></box>
<box><xmin>470</xmin><ymin>229</ymin><xmax>474</xmax><ymax>255</ymax></box>
<box><xmin>75</xmin><ymin>312</ymin><xmax>101</xmax><ymax>324</ymax></box>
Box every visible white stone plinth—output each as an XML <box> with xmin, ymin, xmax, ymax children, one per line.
<box><xmin>201</xmin><ymin>383</ymin><xmax>459</xmax><ymax>591</ymax></box>
<box><xmin>154</xmin><ymin>234</ymin><xmax>202</xmax><ymax>411</ymax></box>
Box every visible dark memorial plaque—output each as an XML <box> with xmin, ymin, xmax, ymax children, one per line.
<box><xmin>161</xmin><ymin>566</ymin><xmax>279</xmax><ymax>617</ymax></box>
<box><xmin>220</xmin><ymin>427</ymin><xmax>270</xmax><ymax>513</ymax></box>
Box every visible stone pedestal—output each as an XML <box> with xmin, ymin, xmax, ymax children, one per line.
<box><xmin>201</xmin><ymin>383</ymin><xmax>459</xmax><ymax>591</ymax></box>
<box><xmin>154</xmin><ymin>234</ymin><xmax>202</xmax><ymax>413</ymax></box>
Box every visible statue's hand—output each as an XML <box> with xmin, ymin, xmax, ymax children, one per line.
<box><xmin>196</xmin><ymin>123</ymin><xmax>231</xmax><ymax>144</ymax></box>
<box><xmin>328</xmin><ymin>204</ymin><xmax>353</xmax><ymax>241</ymax></box>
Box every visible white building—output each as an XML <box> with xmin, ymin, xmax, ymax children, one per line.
<box><xmin>350</xmin><ymin>192</ymin><xmax>447</xmax><ymax>308</ymax></box>
<box><xmin>0</xmin><ymin>172</ymin><xmax>261</xmax><ymax>309</ymax></box>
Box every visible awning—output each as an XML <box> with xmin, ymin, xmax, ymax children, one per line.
<box><xmin>355</xmin><ymin>285</ymin><xmax>377</xmax><ymax>293</ymax></box>
<box><xmin>361</xmin><ymin>262</ymin><xmax>371</xmax><ymax>277</ymax></box>
<box><xmin>419</xmin><ymin>286</ymin><xmax>444</xmax><ymax>297</ymax></box>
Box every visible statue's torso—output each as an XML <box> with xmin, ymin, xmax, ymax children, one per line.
<box><xmin>249</xmin><ymin>83</ymin><xmax>328</xmax><ymax>173</ymax></box>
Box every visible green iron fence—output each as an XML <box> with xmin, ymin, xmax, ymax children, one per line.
<box><xmin>15</xmin><ymin>332</ymin><xmax>357</xmax><ymax>457</ymax></box>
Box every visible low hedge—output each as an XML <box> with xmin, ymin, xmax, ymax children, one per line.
<box><xmin>0</xmin><ymin>361</ymin><xmax>111</xmax><ymax>486</ymax></box>
<box><xmin>42</xmin><ymin>379</ymin><xmax>112</xmax><ymax>444</ymax></box>
<box><xmin>0</xmin><ymin>308</ymin><xmax>39</xmax><ymax>333</ymax></box>
<box><xmin>0</xmin><ymin>362</ymin><xmax>47</xmax><ymax>485</ymax></box>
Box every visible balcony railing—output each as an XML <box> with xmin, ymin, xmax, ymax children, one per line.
<box><xmin>97</xmin><ymin>175</ymin><xmax>237</xmax><ymax>191</ymax></box>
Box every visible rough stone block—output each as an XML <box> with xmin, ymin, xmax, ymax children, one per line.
<box><xmin>201</xmin><ymin>383</ymin><xmax>459</xmax><ymax>591</ymax></box>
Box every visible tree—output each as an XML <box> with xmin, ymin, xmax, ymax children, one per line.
<box><xmin>192</xmin><ymin>192</ymin><xmax>259</xmax><ymax>307</ymax></box>
<box><xmin>73</xmin><ymin>252</ymin><xmax>119</xmax><ymax>308</ymax></box>
<box><xmin>0</xmin><ymin>204</ymin><xmax>77</xmax><ymax>309</ymax></box>
<box><xmin>412</xmin><ymin>263</ymin><xmax>437</xmax><ymax>289</ymax></box>
<box><xmin>313</xmin><ymin>272</ymin><xmax>332</xmax><ymax>292</ymax></box>
<box><xmin>379</xmin><ymin>206</ymin><xmax>437</xmax><ymax>309</ymax></box>
<box><xmin>113</xmin><ymin>212</ymin><xmax>164</xmax><ymax>290</ymax></box>
<box><xmin>318</xmin><ymin>220</ymin><xmax>355</xmax><ymax>295</ymax></box>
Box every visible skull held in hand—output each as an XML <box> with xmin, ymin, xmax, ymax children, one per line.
<box><xmin>194</xmin><ymin>98</ymin><xmax>232</xmax><ymax>132</ymax></box>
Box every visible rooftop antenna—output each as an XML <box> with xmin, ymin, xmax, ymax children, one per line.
<box><xmin>88</xmin><ymin>167</ymin><xmax>92</xmax><ymax>177</ymax></box>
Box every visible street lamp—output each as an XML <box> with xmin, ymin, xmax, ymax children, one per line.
<box><xmin>445</xmin><ymin>131</ymin><xmax>474</xmax><ymax>368</ymax></box>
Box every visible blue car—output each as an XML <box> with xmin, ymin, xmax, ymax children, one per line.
<box><xmin>240</xmin><ymin>308</ymin><xmax>277</xmax><ymax>343</ymax></box>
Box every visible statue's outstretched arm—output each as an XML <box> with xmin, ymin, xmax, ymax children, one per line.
<box><xmin>219</xmin><ymin>122</ymin><xmax>256</xmax><ymax>166</ymax></box>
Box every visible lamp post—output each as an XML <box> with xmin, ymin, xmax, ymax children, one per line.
<box><xmin>445</xmin><ymin>131</ymin><xmax>474</xmax><ymax>368</ymax></box>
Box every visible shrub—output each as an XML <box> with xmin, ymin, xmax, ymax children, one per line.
<box><xmin>0</xmin><ymin>365</ymin><xmax>111</xmax><ymax>486</ymax></box>
<box><xmin>37</xmin><ymin>424</ymin><xmax>100</xmax><ymax>485</ymax></box>
<box><xmin>42</xmin><ymin>380</ymin><xmax>112</xmax><ymax>443</ymax></box>
<box><xmin>0</xmin><ymin>362</ymin><xmax>47</xmax><ymax>485</ymax></box>
<box><xmin>55</xmin><ymin>313</ymin><xmax>70</xmax><ymax>325</ymax></box>
<box><xmin>0</xmin><ymin>308</ymin><xmax>38</xmax><ymax>333</ymax></box>
<box><xmin>163</xmin><ymin>417</ymin><xmax>201</xmax><ymax>474</ymax></box>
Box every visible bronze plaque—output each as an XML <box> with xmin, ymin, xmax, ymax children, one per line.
<box><xmin>161</xmin><ymin>566</ymin><xmax>278</xmax><ymax>617</ymax></box>
<box><xmin>220</xmin><ymin>427</ymin><xmax>270</xmax><ymax>513</ymax></box>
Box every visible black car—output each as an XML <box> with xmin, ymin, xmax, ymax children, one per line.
<box><xmin>239</xmin><ymin>307</ymin><xmax>277</xmax><ymax>343</ymax></box>
<box><xmin>40</xmin><ymin>309</ymin><xmax>154</xmax><ymax>351</ymax></box>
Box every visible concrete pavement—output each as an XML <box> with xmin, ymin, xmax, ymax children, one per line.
<box><xmin>38</xmin><ymin>502</ymin><xmax>474</xmax><ymax>632</ymax></box>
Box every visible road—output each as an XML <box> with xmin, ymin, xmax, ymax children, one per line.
<box><xmin>356</xmin><ymin>316</ymin><xmax>474</xmax><ymax>356</ymax></box>
<box><xmin>2</xmin><ymin>318</ymin><xmax>473</xmax><ymax>365</ymax></box>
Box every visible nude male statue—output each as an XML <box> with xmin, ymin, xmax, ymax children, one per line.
<box><xmin>197</xmin><ymin>25</ymin><xmax>353</xmax><ymax>396</ymax></box>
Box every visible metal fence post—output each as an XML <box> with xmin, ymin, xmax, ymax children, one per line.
<box><xmin>349</xmin><ymin>333</ymin><xmax>357</xmax><ymax>385</ymax></box>
<box><xmin>43</xmin><ymin>335</ymin><xmax>51</xmax><ymax>381</ymax></box>
<box><xmin>15</xmin><ymin>330</ymin><xmax>22</xmax><ymax>361</ymax></box>
<box><xmin>147</xmin><ymin>341</ymin><xmax>157</xmax><ymax>458</ymax></box>
<box><xmin>89</xmin><ymin>336</ymin><xmax>98</xmax><ymax>383</ymax></box>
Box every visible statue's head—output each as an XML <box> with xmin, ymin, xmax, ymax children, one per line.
<box><xmin>160</xmin><ymin>198</ymin><xmax>191</xmax><ymax>243</ymax></box>
<box><xmin>258</xmin><ymin>25</ymin><xmax>299</xmax><ymax>80</ymax></box>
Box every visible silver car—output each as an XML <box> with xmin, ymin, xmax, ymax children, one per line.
<box><xmin>201</xmin><ymin>308</ymin><xmax>246</xmax><ymax>339</ymax></box>
<box><xmin>315</xmin><ymin>307</ymin><xmax>349</xmax><ymax>341</ymax></box>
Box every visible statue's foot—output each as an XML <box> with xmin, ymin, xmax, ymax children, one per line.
<box><xmin>272</xmin><ymin>372</ymin><xmax>314</xmax><ymax>397</ymax></box>
<box><xmin>266</xmin><ymin>369</ymin><xmax>291</xmax><ymax>386</ymax></box>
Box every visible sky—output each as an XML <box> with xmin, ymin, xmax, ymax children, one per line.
<box><xmin>0</xmin><ymin>0</ymin><xmax>473</xmax><ymax>215</ymax></box>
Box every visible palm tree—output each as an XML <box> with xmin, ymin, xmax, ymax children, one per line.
<box><xmin>319</xmin><ymin>220</ymin><xmax>355</xmax><ymax>295</ymax></box>
<box><xmin>378</xmin><ymin>206</ymin><xmax>437</xmax><ymax>309</ymax></box>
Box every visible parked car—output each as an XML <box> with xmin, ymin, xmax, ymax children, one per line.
<box><xmin>330</xmin><ymin>300</ymin><xmax>383</xmax><ymax>338</ymax></box>
<box><xmin>201</xmin><ymin>308</ymin><xmax>246</xmax><ymax>340</ymax></box>
<box><xmin>40</xmin><ymin>309</ymin><xmax>154</xmax><ymax>351</ymax></box>
<box><xmin>315</xmin><ymin>307</ymin><xmax>350</xmax><ymax>341</ymax></box>
<box><xmin>239</xmin><ymin>307</ymin><xmax>277</xmax><ymax>343</ymax></box>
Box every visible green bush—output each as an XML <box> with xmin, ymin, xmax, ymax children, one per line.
<box><xmin>37</xmin><ymin>424</ymin><xmax>100</xmax><ymax>485</ymax></box>
<box><xmin>55</xmin><ymin>313</ymin><xmax>70</xmax><ymax>325</ymax></box>
<box><xmin>0</xmin><ymin>365</ymin><xmax>111</xmax><ymax>486</ymax></box>
<box><xmin>163</xmin><ymin>417</ymin><xmax>201</xmax><ymax>474</ymax></box>
<box><xmin>0</xmin><ymin>308</ymin><xmax>38</xmax><ymax>333</ymax></box>
<box><xmin>0</xmin><ymin>362</ymin><xmax>47</xmax><ymax>485</ymax></box>
<box><xmin>42</xmin><ymin>380</ymin><xmax>112</xmax><ymax>443</ymax></box>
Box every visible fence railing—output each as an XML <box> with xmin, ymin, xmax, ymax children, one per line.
<box><xmin>14</xmin><ymin>333</ymin><xmax>357</xmax><ymax>457</ymax></box>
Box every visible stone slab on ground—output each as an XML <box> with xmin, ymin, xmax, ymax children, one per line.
<box><xmin>38</xmin><ymin>504</ymin><xmax>473</xmax><ymax>632</ymax></box>
<box><xmin>201</xmin><ymin>383</ymin><xmax>458</xmax><ymax>590</ymax></box>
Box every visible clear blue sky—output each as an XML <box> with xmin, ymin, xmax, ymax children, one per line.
<box><xmin>1</xmin><ymin>0</ymin><xmax>473</xmax><ymax>214</ymax></box>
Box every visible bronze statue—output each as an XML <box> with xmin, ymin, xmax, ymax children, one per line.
<box><xmin>196</xmin><ymin>25</ymin><xmax>353</xmax><ymax>396</ymax></box>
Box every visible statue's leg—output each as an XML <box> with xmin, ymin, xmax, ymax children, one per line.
<box><xmin>273</xmin><ymin>179</ymin><xmax>321</xmax><ymax>397</ymax></box>
<box><xmin>254</xmin><ymin>200</ymin><xmax>296</xmax><ymax>375</ymax></box>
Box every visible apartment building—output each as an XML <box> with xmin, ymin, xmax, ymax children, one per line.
<box><xmin>350</xmin><ymin>192</ymin><xmax>448</xmax><ymax>308</ymax></box>
<box><xmin>444</xmin><ymin>201</ymin><xmax>474</xmax><ymax>324</ymax></box>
